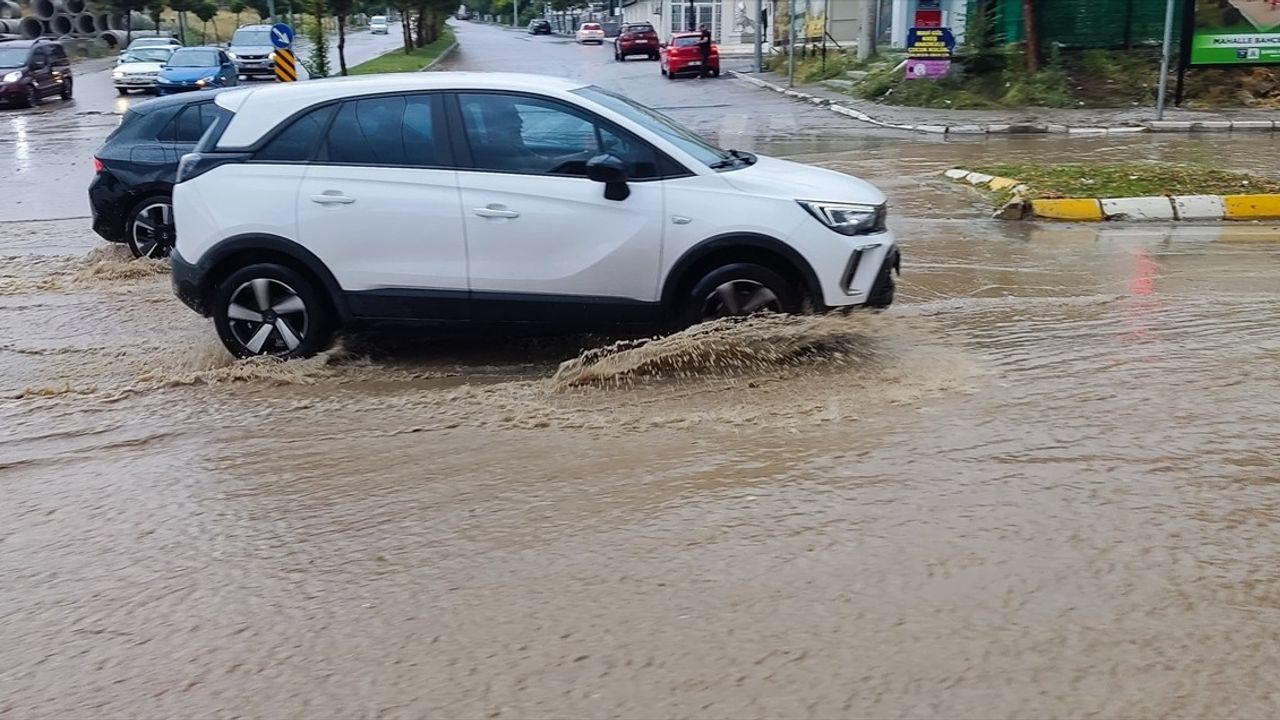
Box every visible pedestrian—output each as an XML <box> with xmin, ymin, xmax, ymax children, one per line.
<box><xmin>698</xmin><ymin>25</ymin><xmax>712</xmax><ymax>78</ymax></box>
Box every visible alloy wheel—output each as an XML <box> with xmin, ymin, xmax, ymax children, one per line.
<box><xmin>130</xmin><ymin>201</ymin><xmax>175</xmax><ymax>258</ymax></box>
<box><xmin>700</xmin><ymin>280</ymin><xmax>781</xmax><ymax>320</ymax></box>
<box><xmin>226</xmin><ymin>278</ymin><xmax>309</xmax><ymax>356</ymax></box>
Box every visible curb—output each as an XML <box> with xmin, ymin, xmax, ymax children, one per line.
<box><xmin>421</xmin><ymin>41</ymin><xmax>459</xmax><ymax>71</ymax></box>
<box><xmin>944</xmin><ymin>168</ymin><xmax>1280</xmax><ymax>222</ymax></box>
<box><xmin>730</xmin><ymin>71</ymin><xmax>1280</xmax><ymax>136</ymax></box>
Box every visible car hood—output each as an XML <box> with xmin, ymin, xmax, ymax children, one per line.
<box><xmin>719</xmin><ymin>155</ymin><xmax>886</xmax><ymax>206</ymax></box>
<box><xmin>119</xmin><ymin>61</ymin><xmax>165</xmax><ymax>73</ymax></box>
<box><xmin>159</xmin><ymin>66</ymin><xmax>217</xmax><ymax>81</ymax></box>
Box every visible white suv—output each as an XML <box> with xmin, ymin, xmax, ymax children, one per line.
<box><xmin>171</xmin><ymin>73</ymin><xmax>899</xmax><ymax>358</ymax></box>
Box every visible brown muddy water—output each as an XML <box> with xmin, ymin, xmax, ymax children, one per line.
<box><xmin>4</xmin><ymin>159</ymin><xmax>1280</xmax><ymax>718</ymax></box>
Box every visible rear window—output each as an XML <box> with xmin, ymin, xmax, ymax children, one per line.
<box><xmin>674</xmin><ymin>36</ymin><xmax>701</xmax><ymax>47</ymax></box>
<box><xmin>104</xmin><ymin>109</ymin><xmax>142</xmax><ymax>143</ymax></box>
<box><xmin>624</xmin><ymin>24</ymin><xmax>653</xmax><ymax>33</ymax></box>
<box><xmin>160</xmin><ymin>102</ymin><xmax>231</xmax><ymax>143</ymax></box>
<box><xmin>582</xmin><ymin>24</ymin><xmax>601</xmax><ymax>30</ymax></box>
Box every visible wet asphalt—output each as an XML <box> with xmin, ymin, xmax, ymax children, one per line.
<box><xmin>4</xmin><ymin>19</ymin><xmax>1280</xmax><ymax>720</ymax></box>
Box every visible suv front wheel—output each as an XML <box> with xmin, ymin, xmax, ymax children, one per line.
<box><xmin>684</xmin><ymin>263</ymin><xmax>801</xmax><ymax>326</ymax></box>
<box><xmin>213</xmin><ymin>263</ymin><xmax>332</xmax><ymax>359</ymax></box>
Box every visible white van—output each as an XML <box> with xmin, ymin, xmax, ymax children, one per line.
<box><xmin>370</xmin><ymin>15</ymin><xmax>388</xmax><ymax>34</ymax></box>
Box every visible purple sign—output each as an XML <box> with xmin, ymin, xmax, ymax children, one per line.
<box><xmin>905</xmin><ymin>58</ymin><xmax>951</xmax><ymax>80</ymax></box>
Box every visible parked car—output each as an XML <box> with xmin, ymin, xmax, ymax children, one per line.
<box><xmin>576</xmin><ymin>22</ymin><xmax>605</xmax><ymax>44</ymax></box>
<box><xmin>0</xmin><ymin>39</ymin><xmax>72</xmax><ymax>108</ymax></box>
<box><xmin>169</xmin><ymin>73</ymin><xmax>898</xmax><ymax>359</ymax></box>
<box><xmin>90</xmin><ymin>91</ymin><xmax>230</xmax><ymax>258</ymax></box>
<box><xmin>370</xmin><ymin>15</ymin><xmax>389</xmax><ymax>34</ymax></box>
<box><xmin>660</xmin><ymin>32</ymin><xmax>719</xmax><ymax>78</ymax></box>
<box><xmin>227</xmin><ymin>25</ymin><xmax>276</xmax><ymax>79</ymax></box>
<box><xmin>156</xmin><ymin>47</ymin><xmax>239</xmax><ymax>95</ymax></box>
<box><xmin>528</xmin><ymin>18</ymin><xmax>552</xmax><ymax>35</ymax></box>
<box><xmin>615</xmin><ymin>22</ymin><xmax>659</xmax><ymax>61</ymax></box>
<box><xmin>112</xmin><ymin>46</ymin><xmax>176</xmax><ymax>95</ymax></box>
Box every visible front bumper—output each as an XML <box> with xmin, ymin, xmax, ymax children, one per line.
<box><xmin>0</xmin><ymin>80</ymin><xmax>30</xmax><ymax>102</ymax></box>
<box><xmin>113</xmin><ymin>75</ymin><xmax>158</xmax><ymax>88</ymax></box>
<box><xmin>233</xmin><ymin>62</ymin><xmax>275</xmax><ymax>75</ymax></box>
<box><xmin>171</xmin><ymin>247</ymin><xmax>209</xmax><ymax>316</ymax></box>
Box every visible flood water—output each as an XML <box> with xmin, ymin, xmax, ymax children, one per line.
<box><xmin>5</xmin><ymin>127</ymin><xmax>1280</xmax><ymax>716</ymax></box>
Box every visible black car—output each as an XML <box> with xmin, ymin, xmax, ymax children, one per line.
<box><xmin>0</xmin><ymin>39</ymin><xmax>73</xmax><ymax>108</ymax></box>
<box><xmin>528</xmin><ymin>19</ymin><xmax>552</xmax><ymax>34</ymax></box>
<box><xmin>89</xmin><ymin>91</ymin><xmax>229</xmax><ymax>258</ymax></box>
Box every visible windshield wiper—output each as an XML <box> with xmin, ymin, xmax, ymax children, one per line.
<box><xmin>709</xmin><ymin>150</ymin><xmax>757</xmax><ymax>170</ymax></box>
<box><xmin>728</xmin><ymin>149</ymin><xmax>757</xmax><ymax>165</ymax></box>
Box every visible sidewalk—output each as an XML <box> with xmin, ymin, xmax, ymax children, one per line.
<box><xmin>732</xmin><ymin>69</ymin><xmax>1280</xmax><ymax>135</ymax></box>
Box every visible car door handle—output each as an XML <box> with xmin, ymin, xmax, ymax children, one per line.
<box><xmin>473</xmin><ymin>206</ymin><xmax>520</xmax><ymax>219</ymax></box>
<box><xmin>310</xmin><ymin>193</ymin><xmax>355</xmax><ymax>205</ymax></box>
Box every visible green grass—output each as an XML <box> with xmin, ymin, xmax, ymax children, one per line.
<box><xmin>350</xmin><ymin>28</ymin><xmax>455</xmax><ymax>75</ymax></box>
<box><xmin>971</xmin><ymin>163</ymin><xmax>1280</xmax><ymax>199</ymax></box>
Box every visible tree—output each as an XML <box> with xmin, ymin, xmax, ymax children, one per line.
<box><xmin>229</xmin><ymin>0</ymin><xmax>247</xmax><ymax>28</ymax></box>
<box><xmin>305</xmin><ymin>0</ymin><xmax>331</xmax><ymax>77</ymax></box>
<box><xmin>1022</xmin><ymin>0</ymin><xmax>1039</xmax><ymax>73</ymax></box>
<box><xmin>146</xmin><ymin>0</ymin><xmax>165</xmax><ymax>35</ymax></box>
<box><xmin>330</xmin><ymin>0</ymin><xmax>351</xmax><ymax>75</ymax></box>
<box><xmin>169</xmin><ymin>0</ymin><xmax>195</xmax><ymax>44</ymax></box>
<box><xmin>193</xmin><ymin>0</ymin><xmax>218</xmax><ymax>43</ymax></box>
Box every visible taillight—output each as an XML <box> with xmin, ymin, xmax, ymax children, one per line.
<box><xmin>176</xmin><ymin>151</ymin><xmax>251</xmax><ymax>184</ymax></box>
<box><xmin>621</xmin><ymin>33</ymin><xmax>633</xmax><ymax>40</ymax></box>
<box><xmin>92</xmin><ymin>157</ymin><xmax>104</xmax><ymax>173</ymax></box>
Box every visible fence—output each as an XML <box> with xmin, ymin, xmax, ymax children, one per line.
<box><xmin>970</xmin><ymin>0</ymin><xmax>1182</xmax><ymax>49</ymax></box>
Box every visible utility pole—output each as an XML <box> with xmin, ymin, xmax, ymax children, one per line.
<box><xmin>753</xmin><ymin>0</ymin><xmax>762</xmax><ymax>72</ymax></box>
<box><xmin>268</xmin><ymin>0</ymin><xmax>276</xmax><ymax>24</ymax></box>
<box><xmin>1155</xmin><ymin>0</ymin><xmax>1176</xmax><ymax>119</ymax></box>
<box><xmin>787</xmin><ymin>0</ymin><xmax>795</xmax><ymax>87</ymax></box>
<box><xmin>513</xmin><ymin>0</ymin><xmax>519</xmax><ymax>26</ymax></box>
<box><xmin>857</xmin><ymin>0</ymin><xmax>875</xmax><ymax>61</ymax></box>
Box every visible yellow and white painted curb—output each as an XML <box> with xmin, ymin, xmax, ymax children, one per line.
<box><xmin>945</xmin><ymin>168</ymin><xmax>1280</xmax><ymax>222</ymax></box>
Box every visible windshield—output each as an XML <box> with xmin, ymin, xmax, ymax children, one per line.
<box><xmin>122</xmin><ymin>48</ymin><xmax>173</xmax><ymax>63</ymax></box>
<box><xmin>231</xmin><ymin>29</ymin><xmax>271</xmax><ymax>46</ymax></box>
<box><xmin>572</xmin><ymin>85</ymin><xmax>733</xmax><ymax>169</ymax></box>
<box><xmin>129</xmin><ymin>38</ymin><xmax>172</xmax><ymax>47</ymax></box>
<box><xmin>167</xmin><ymin>49</ymin><xmax>219</xmax><ymax>67</ymax></box>
<box><xmin>0</xmin><ymin>47</ymin><xmax>29</xmax><ymax>69</ymax></box>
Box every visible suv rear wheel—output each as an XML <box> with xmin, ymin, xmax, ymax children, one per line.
<box><xmin>213</xmin><ymin>263</ymin><xmax>333</xmax><ymax>359</ymax></box>
<box><xmin>683</xmin><ymin>263</ymin><xmax>801</xmax><ymax>326</ymax></box>
<box><xmin>60</xmin><ymin>78</ymin><xmax>72</xmax><ymax>100</ymax></box>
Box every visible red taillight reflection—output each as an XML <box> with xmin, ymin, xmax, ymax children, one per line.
<box><xmin>93</xmin><ymin>157</ymin><xmax>104</xmax><ymax>173</ymax></box>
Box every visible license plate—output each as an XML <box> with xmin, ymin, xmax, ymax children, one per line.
<box><xmin>636</xmin><ymin>39</ymin><xmax>649</xmax><ymax>43</ymax></box>
<box><xmin>687</xmin><ymin>61</ymin><xmax>701</xmax><ymax>66</ymax></box>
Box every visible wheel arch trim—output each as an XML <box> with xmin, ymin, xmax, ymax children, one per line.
<box><xmin>661</xmin><ymin>232</ymin><xmax>823</xmax><ymax>308</ymax></box>
<box><xmin>195</xmin><ymin>233</ymin><xmax>351</xmax><ymax>321</ymax></box>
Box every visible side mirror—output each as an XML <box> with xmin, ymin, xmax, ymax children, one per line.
<box><xmin>587</xmin><ymin>154</ymin><xmax>629</xmax><ymax>201</ymax></box>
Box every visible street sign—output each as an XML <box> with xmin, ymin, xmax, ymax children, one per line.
<box><xmin>905</xmin><ymin>26</ymin><xmax>954</xmax><ymax>80</ymax></box>
<box><xmin>271</xmin><ymin>22</ymin><xmax>294</xmax><ymax>49</ymax></box>
<box><xmin>274</xmin><ymin>47</ymin><xmax>297</xmax><ymax>82</ymax></box>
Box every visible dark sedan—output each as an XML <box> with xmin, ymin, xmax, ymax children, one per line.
<box><xmin>90</xmin><ymin>91</ymin><xmax>229</xmax><ymax>258</ymax></box>
<box><xmin>528</xmin><ymin>19</ymin><xmax>552</xmax><ymax>34</ymax></box>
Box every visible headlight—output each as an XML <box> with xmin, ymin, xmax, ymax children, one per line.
<box><xmin>112</xmin><ymin>70</ymin><xmax>124</xmax><ymax>79</ymax></box>
<box><xmin>227</xmin><ymin>51</ymin><xmax>237</xmax><ymax>59</ymax></box>
<box><xmin>195</xmin><ymin>75</ymin><xmax>218</xmax><ymax>86</ymax></box>
<box><xmin>269</xmin><ymin>51</ymin><xmax>277</xmax><ymax>62</ymax></box>
<box><xmin>798</xmin><ymin>200</ymin><xmax>887</xmax><ymax>236</ymax></box>
<box><xmin>2</xmin><ymin>70</ymin><xmax>20</xmax><ymax>83</ymax></box>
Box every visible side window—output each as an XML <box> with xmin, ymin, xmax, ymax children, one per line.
<box><xmin>51</xmin><ymin>46</ymin><xmax>67</xmax><ymax>63</ymax></box>
<box><xmin>255</xmin><ymin>104</ymin><xmax>337</xmax><ymax>162</ymax></box>
<box><xmin>173</xmin><ymin>104</ymin><xmax>205</xmax><ymax>142</ymax></box>
<box><xmin>320</xmin><ymin>94</ymin><xmax>442</xmax><ymax>167</ymax></box>
<box><xmin>29</xmin><ymin>48</ymin><xmax>46</xmax><ymax>69</ymax></box>
<box><xmin>458</xmin><ymin>93</ymin><xmax>660</xmax><ymax>180</ymax></box>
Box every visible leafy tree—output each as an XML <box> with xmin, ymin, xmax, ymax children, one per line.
<box><xmin>193</xmin><ymin>0</ymin><xmax>219</xmax><ymax>43</ymax></box>
<box><xmin>146</xmin><ymin>0</ymin><xmax>166</xmax><ymax>35</ymax></box>
<box><xmin>169</xmin><ymin>0</ymin><xmax>195</xmax><ymax>44</ymax></box>
<box><xmin>305</xmin><ymin>0</ymin><xmax>331</xmax><ymax>77</ymax></box>
<box><xmin>229</xmin><ymin>0</ymin><xmax>247</xmax><ymax>28</ymax></box>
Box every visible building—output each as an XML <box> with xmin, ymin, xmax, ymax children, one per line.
<box><xmin>618</xmin><ymin>0</ymin><xmax>866</xmax><ymax>54</ymax></box>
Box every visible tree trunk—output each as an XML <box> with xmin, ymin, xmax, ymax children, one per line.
<box><xmin>1022</xmin><ymin>0</ymin><xmax>1038</xmax><ymax>73</ymax></box>
<box><xmin>337</xmin><ymin>14</ymin><xmax>347</xmax><ymax>74</ymax></box>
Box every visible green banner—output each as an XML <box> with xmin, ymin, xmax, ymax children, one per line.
<box><xmin>1191</xmin><ymin>0</ymin><xmax>1280</xmax><ymax>65</ymax></box>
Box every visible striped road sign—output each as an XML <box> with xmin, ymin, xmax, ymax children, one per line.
<box><xmin>275</xmin><ymin>48</ymin><xmax>297</xmax><ymax>82</ymax></box>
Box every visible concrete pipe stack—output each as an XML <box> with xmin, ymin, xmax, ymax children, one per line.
<box><xmin>49</xmin><ymin>12</ymin><xmax>70</xmax><ymax>35</ymax></box>
<box><xmin>72</xmin><ymin>12</ymin><xmax>92</xmax><ymax>34</ymax></box>
<box><xmin>17</xmin><ymin>14</ymin><xmax>43</xmax><ymax>38</ymax></box>
<box><xmin>98</xmin><ymin>28</ymin><xmax>127</xmax><ymax>48</ymax></box>
<box><xmin>0</xmin><ymin>18</ymin><xmax>20</xmax><ymax>35</ymax></box>
<box><xmin>92</xmin><ymin>11</ymin><xmax>107</xmax><ymax>31</ymax></box>
<box><xmin>0</xmin><ymin>0</ymin><xmax>22</xmax><ymax>19</ymax></box>
<box><xmin>63</xmin><ymin>0</ymin><xmax>82</xmax><ymax>12</ymax></box>
<box><xmin>29</xmin><ymin>0</ymin><xmax>56</xmax><ymax>21</ymax></box>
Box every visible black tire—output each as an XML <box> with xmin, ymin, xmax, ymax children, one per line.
<box><xmin>666</xmin><ymin>67</ymin><xmax>675</xmax><ymax>80</ymax></box>
<box><xmin>711</xmin><ymin>68</ymin><xmax>720</xmax><ymax>78</ymax></box>
<box><xmin>683</xmin><ymin>263</ymin><xmax>802</xmax><ymax>326</ymax></box>
<box><xmin>650</xmin><ymin>52</ymin><xmax>658</xmax><ymax>61</ymax></box>
<box><xmin>117</xmin><ymin>87</ymin><xmax>130</xmax><ymax>96</ymax></box>
<box><xmin>125</xmin><ymin>195</ymin><xmax>175</xmax><ymax>259</ymax></box>
<box><xmin>61</xmin><ymin>79</ymin><xmax>72</xmax><ymax>100</ymax></box>
<box><xmin>213</xmin><ymin>263</ymin><xmax>333</xmax><ymax>359</ymax></box>
<box><xmin>20</xmin><ymin>85</ymin><xmax>37</xmax><ymax>108</ymax></box>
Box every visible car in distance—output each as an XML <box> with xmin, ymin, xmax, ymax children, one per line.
<box><xmin>661</xmin><ymin>32</ymin><xmax>719</xmax><ymax>78</ymax></box>
<box><xmin>227</xmin><ymin>25</ymin><xmax>276</xmax><ymax>79</ymax></box>
<box><xmin>615</xmin><ymin>22</ymin><xmax>659</xmax><ymax>61</ymax></box>
<box><xmin>120</xmin><ymin>36</ymin><xmax>182</xmax><ymax>58</ymax></box>
<box><xmin>90</xmin><ymin>91</ymin><xmax>230</xmax><ymax>258</ymax></box>
<box><xmin>0</xmin><ymin>39</ymin><xmax>72</xmax><ymax>107</ymax></box>
<box><xmin>370</xmin><ymin>15</ymin><xmax>389</xmax><ymax>34</ymax></box>
<box><xmin>576</xmin><ymin>22</ymin><xmax>605</xmax><ymax>44</ymax></box>
<box><xmin>528</xmin><ymin>18</ymin><xmax>552</xmax><ymax>35</ymax></box>
<box><xmin>156</xmin><ymin>47</ymin><xmax>239</xmax><ymax>95</ymax></box>
<box><xmin>112</xmin><ymin>46</ymin><xmax>176</xmax><ymax>95</ymax></box>
<box><xmin>169</xmin><ymin>73</ymin><xmax>898</xmax><ymax>359</ymax></box>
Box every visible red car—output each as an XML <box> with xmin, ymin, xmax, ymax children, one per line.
<box><xmin>615</xmin><ymin>22</ymin><xmax>660</xmax><ymax>61</ymax></box>
<box><xmin>660</xmin><ymin>32</ymin><xmax>719</xmax><ymax>79</ymax></box>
